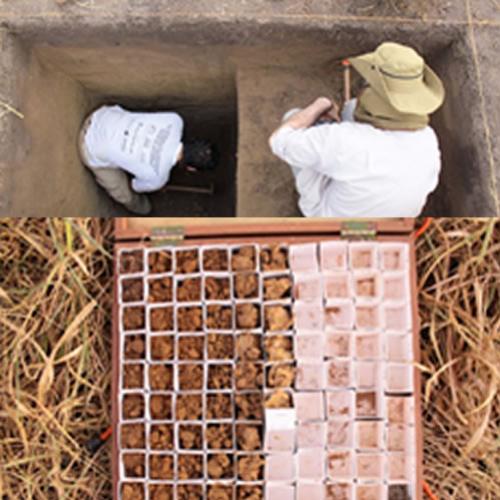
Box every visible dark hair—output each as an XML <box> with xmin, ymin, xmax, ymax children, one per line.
<box><xmin>181</xmin><ymin>140</ymin><xmax>217</xmax><ymax>171</ymax></box>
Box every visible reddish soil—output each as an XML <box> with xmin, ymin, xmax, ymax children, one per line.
<box><xmin>237</xmin><ymin>455</ymin><xmax>265</xmax><ymax>481</ymax></box>
<box><xmin>235</xmin><ymin>392</ymin><xmax>263</xmax><ymax>420</ymax></box>
<box><xmin>207</xmin><ymin>485</ymin><xmax>233</xmax><ymax>500</ymax></box>
<box><xmin>208</xmin><ymin>364</ymin><xmax>233</xmax><ymax>390</ymax></box>
<box><xmin>120</xmin><ymin>250</ymin><xmax>144</xmax><ymax>274</ymax></box>
<box><xmin>179</xmin><ymin>424</ymin><xmax>203</xmax><ymax>449</ymax></box>
<box><xmin>231</xmin><ymin>246</ymin><xmax>256</xmax><ymax>271</ymax></box>
<box><xmin>122</xmin><ymin>483</ymin><xmax>144</xmax><ymax>500</ymax></box>
<box><xmin>124</xmin><ymin>335</ymin><xmax>145</xmax><ymax>360</ymax></box>
<box><xmin>123</xmin><ymin>306</ymin><xmax>145</xmax><ymax>331</ymax></box>
<box><xmin>264</xmin><ymin>335</ymin><xmax>293</xmax><ymax>361</ymax></box>
<box><xmin>123</xmin><ymin>364</ymin><xmax>144</xmax><ymax>389</ymax></box>
<box><xmin>234</xmin><ymin>273</ymin><xmax>259</xmax><ymax>299</ymax></box>
<box><xmin>179</xmin><ymin>364</ymin><xmax>204</xmax><ymax>390</ymax></box>
<box><xmin>235</xmin><ymin>363</ymin><xmax>263</xmax><ymax>390</ymax></box>
<box><xmin>236</xmin><ymin>333</ymin><xmax>262</xmax><ymax>361</ymax></box>
<box><xmin>176</xmin><ymin>394</ymin><xmax>203</xmax><ymax>420</ymax></box>
<box><xmin>150</xmin><ymin>394</ymin><xmax>172</xmax><ymax>420</ymax></box>
<box><xmin>206</xmin><ymin>423</ymin><xmax>233</xmax><ymax>449</ymax></box>
<box><xmin>150</xmin><ymin>424</ymin><xmax>174</xmax><ymax>450</ymax></box>
<box><xmin>236</xmin><ymin>424</ymin><xmax>262</xmax><ymax>451</ymax></box>
<box><xmin>177</xmin><ymin>277</ymin><xmax>202</xmax><ymax>302</ymax></box>
<box><xmin>177</xmin><ymin>485</ymin><xmax>203</xmax><ymax>500</ymax></box>
<box><xmin>206</xmin><ymin>393</ymin><xmax>233</xmax><ymax>419</ymax></box>
<box><xmin>267</xmin><ymin>363</ymin><xmax>295</xmax><ymax>388</ymax></box>
<box><xmin>205</xmin><ymin>276</ymin><xmax>231</xmax><ymax>300</ymax></box>
<box><xmin>263</xmin><ymin>276</ymin><xmax>292</xmax><ymax>300</ymax></box>
<box><xmin>149</xmin><ymin>365</ymin><xmax>173</xmax><ymax>391</ymax></box>
<box><xmin>149</xmin><ymin>484</ymin><xmax>173</xmax><ymax>500</ymax></box>
<box><xmin>150</xmin><ymin>336</ymin><xmax>174</xmax><ymax>360</ymax></box>
<box><xmin>123</xmin><ymin>394</ymin><xmax>144</xmax><ymax>419</ymax></box>
<box><xmin>121</xmin><ymin>423</ymin><xmax>145</xmax><ymax>449</ymax></box>
<box><xmin>237</xmin><ymin>485</ymin><xmax>264</xmax><ymax>500</ymax></box>
<box><xmin>178</xmin><ymin>454</ymin><xmax>203</xmax><ymax>479</ymax></box>
<box><xmin>148</xmin><ymin>276</ymin><xmax>173</xmax><ymax>303</ymax></box>
<box><xmin>123</xmin><ymin>453</ymin><xmax>145</xmax><ymax>477</ymax></box>
<box><xmin>178</xmin><ymin>336</ymin><xmax>204</xmax><ymax>360</ymax></box>
<box><xmin>203</xmin><ymin>248</ymin><xmax>229</xmax><ymax>271</ymax></box>
<box><xmin>207</xmin><ymin>454</ymin><xmax>234</xmax><ymax>479</ymax></box>
<box><xmin>265</xmin><ymin>389</ymin><xmax>293</xmax><ymax>408</ymax></box>
<box><xmin>176</xmin><ymin>249</ymin><xmax>200</xmax><ymax>274</ymax></box>
<box><xmin>149</xmin><ymin>454</ymin><xmax>174</xmax><ymax>479</ymax></box>
<box><xmin>122</xmin><ymin>277</ymin><xmax>144</xmax><ymax>302</ymax></box>
<box><xmin>177</xmin><ymin>306</ymin><xmax>203</xmax><ymax>332</ymax></box>
<box><xmin>206</xmin><ymin>305</ymin><xmax>233</xmax><ymax>330</ymax></box>
<box><xmin>260</xmin><ymin>245</ymin><xmax>288</xmax><ymax>271</ymax></box>
<box><xmin>236</xmin><ymin>303</ymin><xmax>260</xmax><ymax>329</ymax></box>
<box><xmin>148</xmin><ymin>250</ymin><xmax>172</xmax><ymax>274</ymax></box>
<box><xmin>207</xmin><ymin>333</ymin><xmax>234</xmax><ymax>359</ymax></box>
<box><xmin>150</xmin><ymin>306</ymin><xmax>174</xmax><ymax>331</ymax></box>
<box><xmin>264</xmin><ymin>305</ymin><xmax>293</xmax><ymax>331</ymax></box>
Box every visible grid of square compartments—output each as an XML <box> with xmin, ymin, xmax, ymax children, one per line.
<box><xmin>263</xmin><ymin>241</ymin><xmax>417</xmax><ymax>500</ymax></box>
<box><xmin>117</xmin><ymin>244</ymin><xmax>296</xmax><ymax>500</ymax></box>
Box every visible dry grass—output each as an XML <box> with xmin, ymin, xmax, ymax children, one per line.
<box><xmin>0</xmin><ymin>218</ymin><xmax>499</xmax><ymax>499</ymax></box>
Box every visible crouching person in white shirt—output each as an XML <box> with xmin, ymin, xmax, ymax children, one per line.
<box><xmin>269</xmin><ymin>42</ymin><xmax>446</xmax><ymax>218</ymax></box>
<box><xmin>79</xmin><ymin>105</ymin><xmax>216</xmax><ymax>214</ymax></box>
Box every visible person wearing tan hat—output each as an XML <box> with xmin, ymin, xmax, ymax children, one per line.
<box><xmin>269</xmin><ymin>42</ymin><xmax>445</xmax><ymax>217</ymax></box>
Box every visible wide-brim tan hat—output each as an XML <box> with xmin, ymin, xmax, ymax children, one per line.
<box><xmin>349</xmin><ymin>42</ymin><xmax>445</xmax><ymax>115</ymax></box>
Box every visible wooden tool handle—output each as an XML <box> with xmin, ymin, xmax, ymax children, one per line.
<box><xmin>164</xmin><ymin>183</ymin><xmax>215</xmax><ymax>196</ymax></box>
<box><xmin>342</xmin><ymin>59</ymin><xmax>352</xmax><ymax>104</ymax></box>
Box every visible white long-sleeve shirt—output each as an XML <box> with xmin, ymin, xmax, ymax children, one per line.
<box><xmin>83</xmin><ymin>105</ymin><xmax>184</xmax><ymax>192</ymax></box>
<box><xmin>270</xmin><ymin>100</ymin><xmax>441</xmax><ymax>217</ymax></box>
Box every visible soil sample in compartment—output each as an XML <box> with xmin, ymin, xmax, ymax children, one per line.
<box><xmin>121</xmin><ymin>277</ymin><xmax>144</xmax><ymax>302</ymax></box>
<box><xmin>123</xmin><ymin>453</ymin><xmax>145</xmax><ymax>477</ymax></box>
<box><xmin>176</xmin><ymin>249</ymin><xmax>200</xmax><ymax>274</ymax></box>
<box><xmin>205</xmin><ymin>276</ymin><xmax>231</xmax><ymax>301</ymax></box>
<box><xmin>236</xmin><ymin>393</ymin><xmax>263</xmax><ymax>420</ymax></box>
<box><xmin>178</xmin><ymin>335</ymin><xmax>205</xmax><ymax>360</ymax></box>
<box><xmin>265</xmin><ymin>389</ymin><xmax>293</xmax><ymax>409</ymax></box>
<box><xmin>148</xmin><ymin>250</ymin><xmax>172</xmax><ymax>274</ymax></box>
<box><xmin>149</xmin><ymin>365</ymin><xmax>173</xmax><ymax>391</ymax></box>
<box><xmin>179</xmin><ymin>424</ymin><xmax>203</xmax><ymax>449</ymax></box>
<box><xmin>176</xmin><ymin>394</ymin><xmax>203</xmax><ymax>420</ymax></box>
<box><xmin>236</xmin><ymin>303</ymin><xmax>261</xmax><ymax>329</ymax></box>
<box><xmin>237</xmin><ymin>485</ymin><xmax>264</xmax><ymax>500</ymax></box>
<box><xmin>123</xmin><ymin>306</ymin><xmax>145</xmax><ymax>331</ymax></box>
<box><xmin>264</xmin><ymin>305</ymin><xmax>293</xmax><ymax>331</ymax></box>
<box><xmin>121</xmin><ymin>423</ymin><xmax>145</xmax><ymax>449</ymax></box>
<box><xmin>208</xmin><ymin>333</ymin><xmax>234</xmax><ymax>359</ymax></box>
<box><xmin>120</xmin><ymin>250</ymin><xmax>144</xmax><ymax>274</ymax></box>
<box><xmin>388</xmin><ymin>485</ymin><xmax>411</xmax><ymax>500</ymax></box>
<box><xmin>356</xmin><ymin>392</ymin><xmax>378</xmax><ymax>418</ymax></box>
<box><xmin>207</xmin><ymin>485</ymin><xmax>233</xmax><ymax>500</ymax></box>
<box><xmin>325</xmin><ymin>484</ymin><xmax>351</xmax><ymax>500</ymax></box>
<box><xmin>150</xmin><ymin>394</ymin><xmax>172</xmax><ymax>420</ymax></box>
<box><xmin>123</xmin><ymin>364</ymin><xmax>144</xmax><ymax>389</ymax></box>
<box><xmin>123</xmin><ymin>394</ymin><xmax>145</xmax><ymax>419</ymax></box>
<box><xmin>234</xmin><ymin>273</ymin><xmax>259</xmax><ymax>299</ymax></box>
<box><xmin>260</xmin><ymin>245</ymin><xmax>288</xmax><ymax>271</ymax></box>
<box><xmin>206</xmin><ymin>305</ymin><xmax>233</xmax><ymax>330</ymax></box>
<box><xmin>150</xmin><ymin>335</ymin><xmax>174</xmax><ymax>361</ymax></box>
<box><xmin>236</xmin><ymin>333</ymin><xmax>262</xmax><ymax>361</ymax></box>
<box><xmin>149</xmin><ymin>485</ymin><xmax>173</xmax><ymax>500</ymax></box>
<box><xmin>203</xmin><ymin>248</ymin><xmax>229</xmax><ymax>271</ymax></box>
<box><xmin>124</xmin><ymin>335</ymin><xmax>145</xmax><ymax>360</ymax></box>
<box><xmin>177</xmin><ymin>484</ymin><xmax>203</xmax><ymax>500</ymax></box>
<box><xmin>236</xmin><ymin>424</ymin><xmax>262</xmax><ymax>451</ymax></box>
<box><xmin>231</xmin><ymin>246</ymin><xmax>256</xmax><ymax>271</ymax></box>
<box><xmin>237</xmin><ymin>455</ymin><xmax>265</xmax><ymax>481</ymax></box>
<box><xmin>267</xmin><ymin>363</ymin><xmax>295</xmax><ymax>388</ymax></box>
<box><xmin>235</xmin><ymin>362</ymin><xmax>263</xmax><ymax>390</ymax></box>
<box><xmin>207</xmin><ymin>423</ymin><xmax>233</xmax><ymax>450</ymax></box>
<box><xmin>264</xmin><ymin>335</ymin><xmax>293</xmax><ymax>361</ymax></box>
<box><xmin>207</xmin><ymin>454</ymin><xmax>234</xmax><ymax>479</ymax></box>
<box><xmin>150</xmin><ymin>306</ymin><xmax>174</xmax><ymax>332</ymax></box>
<box><xmin>263</xmin><ymin>276</ymin><xmax>292</xmax><ymax>300</ymax></box>
<box><xmin>208</xmin><ymin>364</ymin><xmax>233</xmax><ymax>390</ymax></box>
<box><xmin>148</xmin><ymin>276</ymin><xmax>173</xmax><ymax>303</ymax></box>
<box><xmin>122</xmin><ymin>483</ymin><xmax>144</xmax><ymax>500</ymax></box>
<box><xmin>178</xmin><ymin>454</ymin><xmax>203</xmax><ymax>479</ymax></box>
<box><xmin>149</xmin><ymin>454</ymin><xmax>174</xmax><ymax>479</ymax></box>
<box><xmin>179</xmin><ymin>364</ymin><xmax>204</xmax><ymax>390</ymax></box>
<box><xmin>206</xmin><ymin>393</ymin><xmax>233</xmax><ymax>420</ymax></box>
<box><xmin>177</xmin><ymin>306</ymin><xmax>203</xmax><ymax>332</ymax></box>
<box><xmin>177</xmin><ymin>277</ymin><xmax>202</xmax><ymax>302</ymax></box>
<box><xmin>150</xmin><ymin>423</ymin><xmax>174</xmax><ymax>450</ymax></box>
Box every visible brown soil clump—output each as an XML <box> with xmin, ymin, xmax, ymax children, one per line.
<box><xmin>150</xmin><ymin>424</ymin><xmax>174</xmax><ymax>450</ymax></box>
<box><xmin>207</xmin><ymin>454</ymin><xmax>234</xmax><ymax>479</ymax></box>
<box><xmin>123</xmin><ymin>394</ymin><xmax>144</xmax><ymax>419</ymax></box>
<box><xmin>236</xmin><ymin>333</ymin><xmax>262</xmax><ymax>360</ymax></box>
<box><xmin>122</xmin><ymin>277</ymin><xmax>144</xmax><ymax>302</ymax></box>
<box><xmin>203</xmin><ymin>249</ymin><xmax>229</xmax><ymax>271</ymax></box>
<box><xmin>208</xmin><ymin>364</ymin><xmax>233</xmax><ymax>390</ymax></box>
<box><xmin>206</xmin><ymin>423</ymin><xmax>233</xmax><ymax>449</ymax></box>
<box><xmin>235</xmin><ymin>363</ymin><xmax>263</xmax><ymax>390</ymax></box>
<box><xmin>265</xmin><ymin>305</ymin><xmax>292</xmax><ymax>331</ymax></box>
<box><xmin>148</xmin><ymin>250</ymin><xmax>172</xmax><ymax>274</ymax></box>
<box><xmin>150</xmin><ymin>307</ymin><xmax>174</xmax><ymax>331</ymax></box>
<box><xmin>388</xmin><ymin>485</ymin><xmax>411</xmax><ymax>500</ymax></box>
<box><xmin>177</xmin><ymin>306</ymin><xmax>203</xmax><ymax>331</ymax></box>
<box><xmin>123</xmin><ymin>453</ymin><xmax>145</xmax><ymax>477</ymax></box>
<box><xmin>356</xmin><ymin>392</ymin><xmax>377</xmax><ymax>418</ymax></box>
<box><xmin>149</xmin><ymin>365</ymin><xmax>173</xmax><ymax>391</ymax></box>
<box><xmin>179</xmin><ymin>364</ymin><xmax>204</xmax><ymax>390</ymax></box>
<box><xmin>235</xmin><ymin>393</ymin><xmax>263</xmax><ymax>420</ymax></box>
<box><xmin>123</xmin><ymin>306</ymin><xmax>145</xmax><ymax>331</ymax></box>
<box><xmin>264</xmin><ymin>335</ymin><xmax>293</xmax><ymax>361</ymax></box>
<box><xmin>176</xmin><ymin>249</ymin><xmax>200</xmax><ymax>274</ymax></box>
<box><xmin>325</xmin><ymin>484</ymin><xmax>351</xmax><ymax>500</ymax></box>
<box><xmin>177</xmin><ymin>277</ymin><xmax>202</xmax><ymax>302</ymax></box>
<box><xmin>149</xmin><ymin>484</ymin><xmax>173</xmax><ymax>500</ymax></box>
<box><xmin>176</xmin><ymin>395</ymin><xmax>202</xmax><ymax>420</ymax></box>
<box><xmin>178</xmin><ymin>336</ymin><xmax>204</xmax><ymax>360</ymax></box>
<box><xmin>236</xmin><ymin>425</ymin><xmax>262</xmax><ymax>451</ymax></box>
<box><xmin>148</xmin><ymin>276</ymin><xmax>173</xmax><ymax>303</ymax></box>
<box><xmin>121</xmin><ymin>423</ymin><xmax>145</xmax><ymax>449</ymax></box>
<box><xmin>237</xmin><ymin>485</ymin><xmax>263</xmax><ymax>499</ymax></box>
<box><xmin>205</xmin><ymin>276</ymin><xmax>231</xmax><ymax>300</ymax></box>
<box><xmin>267</xmin><ymin>363</ymin><xmax>295</xmax><ymax>388</ymax></box>
<box><xmin>151</xmin><ymin>336</ymin><xmax>174</xmax><ymax>360</ymax></box>
<box><xmin>121</xmin><ymin>250</ymin><xmax>144</xmax><ymax>274</ymax></box>
<box><xmin>124</xmin><ymin>335</ymin><xmax>145</xmax><ymax>359</ymax></box>
<box><xmin>234</xmin><ymin>273</ymin><xmax>259</xmax><ymax>299</ymax></box>
<box><xmin>179</xmin><ymin>424</ymin><xmax>203</xmax><ymax>449</ymax></box>
<box><xmin>150</xmin><ymin>395</ymin><xmax>172</xmax><ymax>420</ymax></box>
<box><xmin>177</xmin><ymin>484</ymin><xmax>203</xmax><ymax>499</ymax></box>
<box><xmin>207</xmin><ymin>305</ymin><xmax>233</xmax><ymax>329</ymax></box>
<box><xmin>265</xmin><ymin>390</ymin><xmax>293</xmax><ymax>408</ymax></box>
<box><xmin>208</xmin><ymin>485</ymin><xmax>233</xmax><ymax>500</ymax></box>
<box><xmin>178</xmin><ymin>454</ymin><xmax>203</xmax><ymax>479</ymax></box>
<box><xmin>231</xmin><ymin>246</ymin><xmax>256</xmax><ymax>271</ymax></box>
<box><xmin>206</xmin><ymin>393</ymin><xmax>233</xmax><ymax>419</ymax></box>
<box><xmin>122</xmin><ymin>483</ymin><xmax>144</xmax><ymax>500</ymax></box>
<box><xmin>207</xmin><ymin>333</ymin><xmax>234</xmax><ymax>359</ymax></box>
<box><xmin>236</xmin><ymin>303</ymin><xmax>261</xmax><ymax>329</ymax></box>
<box><xmin>149</xmin><ymin>454</ymin><xmax>174</xmax><ymax>479</ymax></box>
<box><xmin>260</xmin><ymin>245</ymin><xmax>288</xmax><ymax>271</ymax></box>
<box><xmin>123</xmin><ymin>364</ymin><xmax>144</xmax><ymax>389</ymax></box>
<box><xmin>237</xmin><ymin>455</ymin><xmax>265</xmax><ymax>481</ymax></box>
<box><xmin>263</xmin><ymin>276</ymin><xmax>292</xmax><ymax>300</ymax></box>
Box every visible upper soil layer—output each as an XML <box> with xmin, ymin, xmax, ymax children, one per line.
<box><xmin>0</xmin><ymin>1</ymin><xmax>499</xmax><ymax>216</ymax></box>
